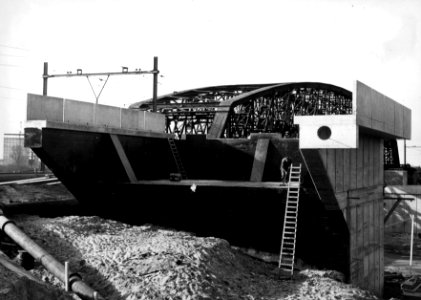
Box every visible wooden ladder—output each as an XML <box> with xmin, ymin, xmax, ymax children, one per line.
<box><xmin>168</xmin><ymin>137</ymin><xmax>187</xmax><ymax>179</ymax></box>
<box><xmin>278</xmin><ymin>163</ymin><xmax>302</xmax><ymax>278</ymax></box>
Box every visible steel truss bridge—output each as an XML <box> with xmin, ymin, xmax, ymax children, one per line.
<box><xmin>129</xmin><ymin>82</ymin><xmax>398</xmax><ymax>167</ymax></box>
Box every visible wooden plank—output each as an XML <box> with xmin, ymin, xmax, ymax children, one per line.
<box><xmin>356</xmin><ymin>204</ymin><xmax>364</xmax><ymax>286</ymax></box>
<box><xmin>110</xmin><ymin>134</ymin><xmax>138</xmax><ymax>183</ymax></box>
<box><xmin>363</xmin><ymin>202</ymin><xmax>369</xmax><ymax>282</ymax></box>
<box><xmin>343</xmin><ymin>149</ymin><xmax>350</xmax><ymax>192</ymax></box>
<box><xmin>379</xmin><ymin>198</ymin><xmax>385</xmax><ymax>294</ymax></box>
<box><xmin>379</xmin><ymin>139</ymin><xmax>384</xmax><ymax>185</ymax></box>
<box><xmin>357</xmin><ymin>135</ymin><xmax>364</xmax><ymax>189</ymax></box>
<box><xmin>336</xmin><ymin>185</ymin><xmax>383</xmax><ymax>212</ymax></box>
<box><xmin>335</xmin><ymin>149</ymin><xmax>344</xmax><ymax>192</ymax></box>
<box><xmin>368</xmin><ymin>138</ymin><xmax>374</xmax><ymax>187</ymax></box>
<box><xmin>363</xmin><ymin>136</ymin><xmax>370</xmax><ymax>188</ymax></box>
<box><xmin>373</xmin><ymin>139</ymin><xmax>380</xmax><ymax>186</ymax></box>
<box><xmin>373</xmin><ymin>198</ymin><xmax>380</xmax><ymax>294</ymax></box>
<box><xmin>350</xmin><ymin>148</ymin><xmax>357</xmax><ymax>190</ymax></box>
<box><xmin>350</xmin><ymin>206</ymin><xmax>358</xmax><ymax>284</ymax></box>
<box><xmin>368</xmin><ymin>200</ymin><xmax>374</xmax><ymax>290</ymax></box>
<box><xmin>250</xmin><ymin>138</ymin><xmax>270</xmax><ymax>182</ymax></box>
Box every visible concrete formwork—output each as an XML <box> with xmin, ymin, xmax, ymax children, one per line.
<box><xmin>315</xmin><ymin>134</ymin><xmax>385</xmax><ymax>294</ymax></box>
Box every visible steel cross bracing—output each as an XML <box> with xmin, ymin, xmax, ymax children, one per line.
<box><xmin>384</xmin><ymin>139</ymin><xmax>401</xmax><ymax>169</ymax></box>
<box><xmin>226</xmin><ymin>87</ymin><xmax>352</xmax><ymax>138</ymax></box>
<box><xmin>129</xmin><ymin>82</ymin><xmax>399</xmax><ymax>168</ymax></box>
<box><xmin>130</xmin><ymin>83</ymin><xmax>352</xmax><ymax>138</ymax></box>
<box><xmin>130</xmin><ymin>84</ymin><xmax>274</xmax><ymax>136</ymax></box>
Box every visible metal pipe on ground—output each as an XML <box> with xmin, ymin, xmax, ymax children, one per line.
<box><xmin>0</xmin><ymin>209</ymin><xmax>104</xmax><ymax>300</ymax></box>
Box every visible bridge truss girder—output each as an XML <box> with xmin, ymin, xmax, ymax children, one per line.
<box><xmin>129</xmin><ymin>82</ymin><xmax>398</xmax><ymax>168</ymax></box>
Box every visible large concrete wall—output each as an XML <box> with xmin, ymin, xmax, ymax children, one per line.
<box><xmin>27</xmin><ymin>94</ymin><xmax>165</xmax><ymax>133</ymax></box>
<box><xmin>319</xmin><ymin>133</ymin><xmax>384</xmax><ymax>295</ymax></box>
<box><xmin>355</xmin><ymin>81</ymin><xmax>411</xmax><ymax>139</ymax></box>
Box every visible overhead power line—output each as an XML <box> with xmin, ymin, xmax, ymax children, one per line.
<box><xmin>0</xmin><ymin>53</ymin><xmax>25</xmax><ymax>58</ymax></box>
<box><xmin>0</xmin><ymin>84</ymin><xmax>25</xmax><ymax>91</ymax></box>
<box><xmin>0</xmin><ymin>63</ymin><xmax>22</xmax><ymax>68</ymax></box>
<box><xmin>0</xmin><ymin>43</ymin><xmax>28</xmax><ymax>51</ymax></box>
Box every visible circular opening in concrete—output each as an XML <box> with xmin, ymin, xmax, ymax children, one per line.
<box><xmin>317</xmin><ymin>126</ymin><xmax>332</xmax><ymax>140</ymax></box>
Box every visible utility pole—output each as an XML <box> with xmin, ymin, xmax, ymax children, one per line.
<box><xmin>40</xmin><ymin>57</ymin><xmax>159</xmax><ymax>172</ymax></box>
<box><xmin>153</xmin><ymin>56</ymin><xmax>158</xmax><ymax>112</ymax></box>
<box><xmin>42</xmin><ymin>57</ymin><xmax>159</xmax><ymax>105</ymax></box>
<box><xmin>39</xmin><ymin>62</ymin><xmax>48</xmax><ymax>172</ymax></box>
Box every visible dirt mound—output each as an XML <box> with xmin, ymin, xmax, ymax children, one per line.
<box><xmin>10</xmin><ymin>215</ymin><xmax>380</xmax><ymax>300</ymax></box>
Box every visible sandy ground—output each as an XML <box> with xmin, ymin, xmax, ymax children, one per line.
<box><xmin>0</xmin><ymin>183</ymin><xmax>382</xmax><ymax>300</ymax></box>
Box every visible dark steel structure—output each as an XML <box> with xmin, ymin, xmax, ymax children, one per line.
<box><xmin>130</xmin><ymin>82</ymin><xmax>398</xmax><ymax>166</ymax></box>
<box><xmin>130</xmin><ymin>83</ymin><xmax>352</xmax><ymax>138</ymax></box>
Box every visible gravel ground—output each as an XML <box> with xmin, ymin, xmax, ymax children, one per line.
<box><xmin>9</xmin><ymin>215</ymin><xmax>380</xmax><ymax>300</ymax></box>
<box><xmin>1</xmin><ymin>183</ymin><xmax>381</xmax><ymax>299</ymax></box>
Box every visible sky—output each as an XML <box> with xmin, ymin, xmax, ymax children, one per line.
<box><xmin>1</xmin><ymin>0</ymin><xmax>420</xmax><ymax>165</ymax></box>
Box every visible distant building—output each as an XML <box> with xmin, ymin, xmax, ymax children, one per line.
<box><xmin>3</xmin><ymin>133</ymin><xmax>40</xmax><ymax>169</ymax></box>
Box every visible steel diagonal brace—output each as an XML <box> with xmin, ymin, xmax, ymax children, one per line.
<box><xmin>110</xmin><ymin>134</ymin><xmax>138</xmax><ymax>183</ymax></box>
<box><xmin>384</xmin><ymin>198</ymin><xmax>403</xmax><ymax>224</ymax></box>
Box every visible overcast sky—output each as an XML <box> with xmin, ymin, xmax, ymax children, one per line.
<box><xmin>1</xmin><ymin>0</ymin><xmax>420</xmax><ymax>165</ymax></box>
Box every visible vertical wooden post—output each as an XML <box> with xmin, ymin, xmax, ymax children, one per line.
<box><xmin>410</xmin><ymin>214</ymin><xmax>414</xmax><ymax>268</ymax></box>
<box><xmin>152</xmin><ymin>56</ymin><xmax>158</xmax><ymax>112</ymax></box>
<box><xmin>40</xmin><ymin>62</ymin><xmax>48</xmax><ymax>172</ymax></box>
<box><xmin>43</xmin><ymin>62</ymin><xmax>48</xmax><ymax>96</ymax></box>
<box><xmin>64</xmin><ymin>261</ymin><xmax>69</xmax><ymax>292</ymax></box>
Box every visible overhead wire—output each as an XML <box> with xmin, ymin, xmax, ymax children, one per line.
<box><xmin>0</xmin><ymin>44</ymin><xmax>28</xmax><ymax>51</ymax></box>
<box><xmin>0</xmin><ymin>63</ymin><xmax>23</xmax><ymax>68</ymax></box>
<box><xmin>0</xmin><ymin>85</ymin><xmax>25</xmax><ymax>91</ymax></box>
<box><xmin>0</xmin><ymin>53</ymin><xmax>25</xmax><ymax>58</ymax></box>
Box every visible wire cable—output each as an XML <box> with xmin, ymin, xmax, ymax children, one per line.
<box><xmin>0</xmin><ymin>44</ymin><xmax>28</xmax><ymax>51</ymax></box>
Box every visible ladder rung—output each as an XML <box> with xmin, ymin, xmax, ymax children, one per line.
<box><xmin>284</xmin><ymin>225</ymin><xmax>297</xmax><ymax>230</ymax></box>
<box><xmin>281</xmin><ymin>256</ymin><xmax>294</xmax><ymax>260</ymax></box>
<box><xmin>280</xmin><ymin>257</ymin><xmax>294</xmax><ymax>261</ymax></box>
<box><xmin>284</xmin><ymin>225</ymin><xmax>296</xmax><ymax>229</ymax></box>
<box><xmin>281</xmin><ymin>246</ymin><xmax>294</xmax><ymax>251</ymax></box>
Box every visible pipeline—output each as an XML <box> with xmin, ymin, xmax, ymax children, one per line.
<box><xmin>0</xmin><ymin>209</ymin><xmax>104</xmax><ymax>300</ymax></box>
